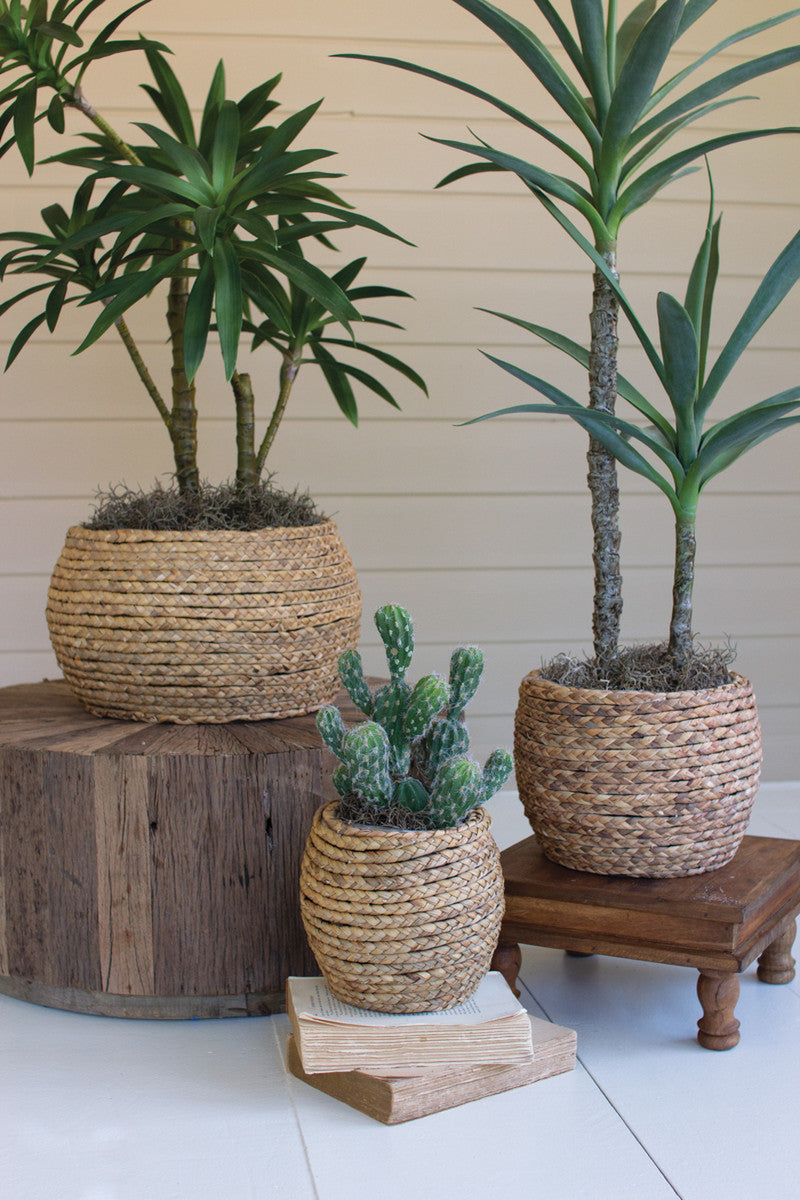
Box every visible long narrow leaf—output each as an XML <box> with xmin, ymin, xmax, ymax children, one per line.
<box><xmin>240</xmin><ymin>265</ymin><xmax>292</xmax><ymax>333</ymax></box>
<box><xmin>451</xmin><ymin>0</ymin><xmax>600</xmax><ymax>149</ymax></box>
<box><xmin>74</xmin><ymin>246</ymin><xmax>189</xmax><ymax>352</ymax></box>
<box><xmin>621</xmin><ymin>96</ymin><xmax>747</xmax><ymax>183</ymax></box>
<box><xmin>651</xmin><ymin>8</ymin><xmax>800</xmax><ymax>117</ymax></box>
<box><xmin>13</xmin><ymin>82</ymin><xmax>36</xmax><ymax>175</ymax></box>
<box><xmin>182</xmin><ymin>255</ymin><xmax>215</xmax><ymax>382</ymax></box>
<box><xmin>693</xmin><ymin>416</ymin><xmax>800</xmax><ymax>486</ymax></box>
<box><xmin>470</xmin><ymin>352</ymin><xmax>682</xmax><ymax>495</ymax></box>
<box><xmin>426</xmin><ymin>135</ymin><xmax>605</xmax><ymax>239</ymax></box>
<box><xmin>600</xmin><ymin>0</ymin><xmax>683</xmax><ymax>175</ymax></box>
<box><xmin>531</xmin><ymin>1</ymin><xmax>587</xmax><ymax>80</ymax></box>
<box><xmin>479</xmin><ymin>306</ymin><xmax>672</xmax><ymax>433</ymax></box>
<box><xmin>211</xmin><ymin>100</ymin><xmax>240</xmax><ymax>193</ymax></box>
<box><xmin>6</xmin><ymin>311</ymin><xmax>48</xmax><ymax>368</ymax></box>
<box><xmin>212</xmin><ymin>237</ymin><xmax>242</xmax><ymax>380</ymax></box>
<box><xmin>613</xmin><ymin>128</ymin><xmax>800</xmax><ymax>227</ymax></box>
<box><xmin>699</xmin><ymin>229</ymin><xmax>800</xmax><ymax>419</ymax></box>
<box><xmin>696</xmin><ymin>400</ymin><xmax>800</xmax><ymax>484</ymax></box>
<box><xmin>0</xmin><ymin>281</ymin><xmax>53</xmax><ymax>319</ymax></box>
<box><xmin>336</xmin><ymin>53</ymin><xmax>593</xmax><ymax>177</ymax></box>
<box><xmin>312</xmin><ymin>341</ymin><xmax>359</xmax><ymax>424</ymax></box>
<box><xmin>614</xmin><ymin>1</ymin><xmax>657</xmax><ymax>76</ymax></box>
<box><xmin>313</xmin><ymin>356</ymin><xmax>402</xmax><ymax>409</ymax></box>
<box><xmin>134</xmin><ymin>121</ymin><xmax>213</xmax><ymax>196</ymax></box>
<box><xmin>634</xmin><ymin>46</ymin><xmax>800</xmax><ymax>144</ymax></box>
<box><xmin>657</xmin><ymin>292</ymin><xmax>698</xmax><ymax>457</ymax></box>
<box><xmin>320</xmin><ymin>337</ymin><xmax>428</xmax><ymax>394</ymax></box>
<box><xmin>436</xmin><ymin>162</ymin><xmax>504</xmax><ymax>189</ymax></box>
<box><xmin>243</xmin><ymin>244</ymin><xmax>358</xmax><ymax>330</ymax></box>
<box><xmin>527</xmin><ymin>186</ymin><xmax>665</xmax><ymax>383</ymax></box>
<box><xmin>572</xmin><ymin>0</ymin><xmax>611</xmax><ymax>120</ymax></box>
<box><xmin>143</xmin><ymin>48</ymin><xmax>195</xmax><ymax>145</ymax></box>
<box><xmin>676</xmin><ymin>0</ymin><xmax>718</xmax><ymax>38</ymax></box>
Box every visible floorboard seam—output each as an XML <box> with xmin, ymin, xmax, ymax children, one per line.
<box><xmin>270</xmin><ymin>1018</ymin><xmax>322</xmax><ymax>1200</ymax></box>
<box><xmin>518</xmin><ymin>977</ymin><xmax>685</xmax><ymax>1199</ymax></box>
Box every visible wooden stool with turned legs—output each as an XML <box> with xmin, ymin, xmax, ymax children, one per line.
<box><xmin>491</xmin><ymin>835</ymin><xmax>800</xmax><ymax>1050</ymax></box>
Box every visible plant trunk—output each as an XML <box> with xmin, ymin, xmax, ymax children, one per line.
<box><xmin>233</xmin><ymin>372</ymin><xmax>258</xmax><ymax>493</ymax></box>
<box><xmin>256</xmin><ymin>352</ymin><xmax>299</xmax><ymax>475</ymax></box>
<box><xmin>587</xmin><ymin>249</ymin><xmax>623</xmax><ymax>678</ymax></box>
<box><xmin>166</xmin><ymin>224</ymin><xmax>199</xmax><ymax>496</ymax></box>
<box><xmin>668</xmin><ymin>515</ymin><xmax>697</xmax><ymax>672</ymax></box>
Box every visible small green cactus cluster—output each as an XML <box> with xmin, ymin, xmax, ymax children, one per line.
<box><xmin>316</xmin><ymin>605</ymin><xmax>513</xmax><ymax>830</ymax></box>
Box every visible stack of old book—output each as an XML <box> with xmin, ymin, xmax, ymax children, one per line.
<box><xmin>285</xmin><ymin>972</ymin><xmax>576</xmax><ymax>1124</ymax></box>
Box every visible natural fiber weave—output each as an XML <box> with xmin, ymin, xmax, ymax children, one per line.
<box><xmin>515</xmin><ymin>670</ymin><xmax>762</xmax><ymax>878</ymax></box>
<box><xmin>46</xmin><ymin>521</ymin><xmax>360</xmax><ymax>722</ymax></box>
<box><xmin>300</xmin><ymin>802</ymin><xmax>504</xmax><ymax>1012</ymax></box>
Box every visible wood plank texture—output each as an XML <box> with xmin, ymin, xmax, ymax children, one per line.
<box><xmin>0</xmin><ymin>681</ymin><xmax>328</xmax><ymax>1017</ymax></box>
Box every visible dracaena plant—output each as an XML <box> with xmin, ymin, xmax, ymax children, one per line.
<box><xmin>342</xmin><ymin>0</ymin><xmax>800</xmax><ymax>673</ymax></box>
<box><xmin>471</xmin><ymin>178</ymin><xmax>800</xmax><ymax>672</ymax></box>
<box><xmin>0</xmin><ymin>0</ymin><xmax>425</xmax><ymax>503</ymax></box>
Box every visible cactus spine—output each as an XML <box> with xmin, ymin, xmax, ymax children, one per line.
<box><xmin>316</xmin><ymin>605</ymin><xmax>513</xmax><ymax>829</ymax></box>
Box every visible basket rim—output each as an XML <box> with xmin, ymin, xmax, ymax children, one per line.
<box><xmin>521</xmin><ymin>667</ymin><xmax>754</xmax><ymax>707</ymax></box>
<box><xmin>315</xmin><ymin>799</ymin><xmax>489</xmax><ymax>844</ymax></box>
<box><xmin>63</xmin><ymin>517</ymin><xmax>339</xmax><ymax>544</ymax></box>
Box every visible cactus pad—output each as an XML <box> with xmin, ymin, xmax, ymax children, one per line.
<box><xmin>319</xmin><ymin>604</ymin><xmax>512</xmax><ymax>830</ymax></box>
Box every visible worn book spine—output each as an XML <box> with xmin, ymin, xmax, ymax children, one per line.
<box><xmin>286</xmin><ymin>1016</ymin><xmax>577</xmax><ymax>1124</ymax></box>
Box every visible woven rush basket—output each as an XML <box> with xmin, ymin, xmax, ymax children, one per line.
<box><xmin>300</xmin><ymin>801</ymin><xmax>504</xmax><ymax>1012</ymax></box>
<box><xmin>46</xmin><ymin>519</ymin><xmax>360</xmax><ymax>723</ymax></box>
<box><xmin>515</xmin><ymin>670</ymin><xmax>762</xmax><ymax>878</ymax></box>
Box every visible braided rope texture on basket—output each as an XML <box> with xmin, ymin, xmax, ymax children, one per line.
<box><xmin>515</xmin><ymin>670</ymin><xmax>762</xmax><ymax>878</ymax></box>
<box><xmin>46</xmin><ymin>521</ymin><xmax>361</xmax><ymax>722</ymax></box>
<box><xmin>300</xmin><ymin>802</ymin><xmax>505</xmax><ymax>1012</ymax></box>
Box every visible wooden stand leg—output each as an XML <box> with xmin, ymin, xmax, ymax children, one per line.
<box><xmin>696</xmin><ymin>970</ymin><xmax>740</xmax><ymax>1050</ymax></box>
<box><xmin>757</xmin><ymin>919</ymin><xmax>797</xmax><ymax>984</ymax></box>
<box><xmin>491</xmin><ymin>941</ymin><xmax>521</xmax><ymax>998</ymax></box>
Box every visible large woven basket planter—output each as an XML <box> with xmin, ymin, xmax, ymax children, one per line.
<box><xmin>300</xmin><ymin>801</ymin><xmax>504</xmax><ymax>1013</ymax></box>
<box><xmin>46</xmin><ymin>519</ymin><xmax>361</xmax><ymax>723</ymax></box>
<box><xmin>515</xmin><ymin>670</ymin><xmax>762</xmax><ymax>879</ymax></box>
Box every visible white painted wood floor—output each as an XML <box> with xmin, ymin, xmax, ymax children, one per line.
<box><xmin>3</xmin><ymin>783</ymin><xmax>800</xmax><ymax>1200</ymax></box>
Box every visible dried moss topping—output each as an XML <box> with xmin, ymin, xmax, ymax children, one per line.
<box><xmin>84</xmin><ymin>479</ymin><xmax>324</xmax><ymax>531</ymax></box>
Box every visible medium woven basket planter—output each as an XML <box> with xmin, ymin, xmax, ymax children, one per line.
<box><xmin>300</xmin><ymin>801</ymin><xmax>504</xmax><ymax>1013</ymax></box>
<box><xmin>515</xmin><ymin>670</ymin><xmax>762</xmax><ymax>878</ymax></box>
<box><xmin>46</xmin><ymin>519</ymin><xmax>361</xmax><ymax>723</ymax></box>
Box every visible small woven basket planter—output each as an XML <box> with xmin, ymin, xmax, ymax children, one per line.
<box><xmin>515</xmin><ymin>670</ymin><xmax>762</xmax><ymax>878</ymax></box>
<box><xmin>300</xmin><ymin>801</ymin><xmax>504</xmax><ymax>1012</ymax></box>
<box><xmin>46</xmin><ymin>519</ymin><xmax>361</xmax><ymax>723</ymax></box>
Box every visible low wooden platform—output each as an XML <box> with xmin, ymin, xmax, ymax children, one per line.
<box><xmin>491</xmin><ymin>834</ymin><xmax>800</xmax><ymax>1049</ymax></box>
<box><xmin>0</xmin><ymin>679</ymin><xmax>349</xmax><ymax>1018</ymax></box>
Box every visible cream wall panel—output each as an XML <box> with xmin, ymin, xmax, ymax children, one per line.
<box><xmin>1</xmin><ymin>0</ymin><xmax>799</xmax><ymax>777</ymax></box>
<box><xmin>3</xmin><ymin>492</ymin><xmax>800</xmax><ymax>579</ymax></box>
<box><xmin>4</xmin><ymin>416</ymin><xmax>799</xmax><ymax>503</ymax></box>
<box><xmin>4</xmin><ymin>342</ymin><xmax>800</xmax><ymax>430</ymax></box>
<box><xmin>6</xmin><ymin>564</ymin><xmax>800</xmax><ymax>653</ymax></box>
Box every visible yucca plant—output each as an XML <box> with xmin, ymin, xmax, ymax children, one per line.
<box><xmin>342</xmin><ymin>0</ymin><xmax>800</xmax><ymax>673</ymax></box>
<box><xmin>0</xmin><ymin>0</ymin><xmax>425</xmax><ymax>505</ymax></box>
<box><xmin>472</xmin><ymin>178</ymin><xmax>800</xmax><ymax>672</ymax></box>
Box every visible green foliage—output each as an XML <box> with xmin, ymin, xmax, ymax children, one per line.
<box><xmin>0</xmin><ymin>0</ymin><xmax>168</xmax><ymax>173</ymax></box>
<box><xmin>339</xmin><ymin>0</ymin><xmax>800</xmax><ymax>668</ymax></box>
<box><xmin>317</xmin><ymin>604</ymin><xmax>513</xmax><ymax>830</ymax></box>
<box><xmin>468</xmin><ymin>177</ymin><xmax>800</xmax><ymax>660</ymax></box>
<box><xmin>0</xmin><ymin>2</ymin><xmax>426</xmax><ymax>501</ymax></box>
<box><xmin>341</xmin><ymin>0</ymin><xmax>800</xmax><ymax>249</ymax></box>
<box><xmin>415</xmin><ymin>644</ymin><xmax>483</xmax><ymax>780</ymax></box>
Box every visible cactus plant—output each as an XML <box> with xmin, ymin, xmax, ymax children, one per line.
<box><xmin>316</xmin><ymin>604</ymin><xmax>513</xmax><ymax>829</ymax></box>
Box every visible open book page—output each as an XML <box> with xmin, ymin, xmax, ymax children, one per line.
<box><xmin>287</xmin><ymin>972</ymin><xmax>524</xmax><ymax>1028</ymax></box>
